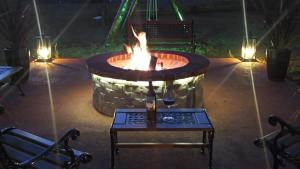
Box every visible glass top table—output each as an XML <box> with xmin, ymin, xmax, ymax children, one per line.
<box><xmin>111</xmin><ymin>108</ymin><xmax>213</xmax><ymax>130</ymax></box>
<box><xmin>0</xmin><ymin>66</ymin><xmax>22</xmax><ymax>82</ymax></box>
<box><xmin>110</xmin><ymin>108</ymin><xmax>215</xmax><ymax>169</ymax></box>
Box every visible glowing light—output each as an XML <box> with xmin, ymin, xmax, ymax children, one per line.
<box><xmin>35</xmin><ymin>35</ymin><xmax>53</xmax><ymax>61</ymax></box>
<box><xmin>241</xmin><ymin>0</ymin><xmax>256</xmax><ymax>61</ymax></box>
<box><xmin>33</xmin><ymin>0</ymin><xmax>57</xmax><ymax>141</ymax></box>
<box><xmin>206</xmin><ymin>64</ymin><xmax>239</xmax><ymax>102</ymax></box>
<box><xmin>241</xmin><ymin>0</ymin><xmax>271</xmax><ymax>167</ymax></box>
<box><xmin>241</xmin><ymin>38</ymin><xmax>256</xmax><ymax>60</ymax></box>
<box><xmin>106</xmin><ymin>0</ymin><xmax>130</xmax><ymax>42</ymax></box>
<box><xmin>249</xmin><ymin>62</ymin><xmax>272</xmax><ymax>169</ymax></box>
<box><xmin>37</xmin><ymin>46</ymin><xmax>50</xmax><ymax>60</ymax></box>
<box><xmin>124</xmin><ymin>27</ymin><xmax>152</xmax><ymax>71</ymax></box>
<box><xmin>170</xmin><ymin>0</ymin><xmax>184</xmax><ymax>21</ymax></box>
<box><xmin>174</xmin><ymin>76</ymin><xmax>195</xmax><ymax>85</ymax></box>
<box><xmin>92</xmin><ymin>74</ymin><xmax>163</xmax><ymax>86</ymax></box>
<box><xmin>33</xmin><ymin>0</ymin><xmax>43</xmax><ymax>43</ymax></box>
<box><xmin>92</xmin><ymin>74</ymin><xmax>197</xmax><ymax>87</ymax></box>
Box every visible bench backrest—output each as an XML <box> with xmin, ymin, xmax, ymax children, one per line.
<box><xmin>125</xmin><ymin>21</ymin><xmax>194</xmax><ymax>43</ymax></box>
<box><xmin>0</xmin><ymin>128</ymin><xmax>91</xmax><ymax>169</ymax></box>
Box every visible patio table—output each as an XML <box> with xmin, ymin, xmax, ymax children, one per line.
<box><xmin>110</xmin><ymin>108</ymin><xmax>215</xmax><ymax>169</ymax></box>
<box><xmin>0</xmin><ymin>66</ymin><xmax>22</xmax><ymax>82</ymax></box>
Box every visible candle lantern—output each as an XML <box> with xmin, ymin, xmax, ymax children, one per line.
<box><xmin>34</xmin><ymin>35</ymin><xmax>53</xmax><ymax>62</ymax></box>
<box><xmin>241</xmin><ymin>36</ymin><xmax>256</xmax><ymax>61</ymax></box>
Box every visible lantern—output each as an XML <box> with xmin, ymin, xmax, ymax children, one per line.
<box><xmin>34</xmin><ymin>35</ymin><xmax>52</xmax><ymax>62</ymax></box>
<box><xmin>241</xmin><ymin>36</ymin><xmax>256</xmax><ymax>61</ymax></box>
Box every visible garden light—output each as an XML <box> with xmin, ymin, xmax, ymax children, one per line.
<box><xmin>241</xmin><ymin>36</ymin><xmax>256</xmax><ymax>61</ymax></box>
<box><xmin>37</xmin><ymin>46</ymin><xmax>50</xmax><ymax>60</ymax></box>
<box><xmin>35</xmin><ymin>35</ymin><xmax>53</xmax><ymax>62</ymax></box>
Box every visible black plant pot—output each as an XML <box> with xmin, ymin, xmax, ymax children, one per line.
<box><xmin>266</xmin><ymin>48</ymin><xmax>291</xmax><ymax>82</ymax></box>
<box><xmin>3</xmin><ymin>48</ymin><xmax>30</xmax><ymax>84</ymax></box>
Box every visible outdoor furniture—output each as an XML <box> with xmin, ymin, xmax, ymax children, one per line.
<box><xmin>254</xmin><ymin>115</ymin><xmax>300</xmax><ymax>169</ymax></box>
<box><xmin>0</xmin><ymin>127</ymin><xmax>92</xmax><ymax>169</ymax></box>
<box><xmin>125</xmin><ymin>21</ymin><xmax>196</xmax><ymax>53</ymax></box>
<box><xmin>0</xmin><ymin>66</ymin><xmax>24</xmax><ymax>95</ymax></box>
<box><xmin>0</xmin><ymin>66</ymin><xmax>25</xmax><ymax>113</ymax></box>
<box><xmin>110</xmin><ymin>108</ymin><xmax>214</xmax><ymax>169</ymax></box>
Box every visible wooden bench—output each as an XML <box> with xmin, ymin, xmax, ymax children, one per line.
<box><xmin>0</xmin><ymin>127</ymin><xmax>92</xmax><ymax>169</ymax></box>
<box><xmin>125</xmin><ymin>21</ymin><xmax>196</xmax><ymax>53</ymax></box>
<box><xmin>254</xmin><ymin>115</ymin><xmax>300</xmax><ymax>169</ymax></box>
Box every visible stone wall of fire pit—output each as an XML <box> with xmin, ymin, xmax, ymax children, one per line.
<box><xmin>86</xmin><ymin>51</ymin><xmax>209</xmax><ymax>116</ymax></box>
<box><xmin>92</xmin><ymin>74</ymin><xmax>204</xmax><ymax>116</ymax></box>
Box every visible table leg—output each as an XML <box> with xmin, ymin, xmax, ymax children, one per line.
<box><xmin>208</xmin><ymin>131</ymin><xmax>214</xmax><ymax>169</ymax></box>
<box><xmin>201</xmin><ymin>131</ymin><xmax>207</xmax><ymax>154</ymax></box>
<box><xmin>113</xmin><ymin>132</ymin><xmax>119</xmax><ymax>154</ymax></box>
<box><xmin>110</xmin><ymin>129</ymin><xmax>116</xmax><ymax>169</ymax></box>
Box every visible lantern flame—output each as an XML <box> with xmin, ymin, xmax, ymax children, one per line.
<box><xmin>242</xmin><ymin>45</ymin><xmax>256</xmax><ymax>60</ymax></box>
<box><xmin>241</xmin><ymin>38</ymin><xmax>256</xmax><ymax>60</ymax></box>
<box><xmin>37</xmin><ymin>46</ymin><xmax>50</xmax><ymax>60</ymax></box>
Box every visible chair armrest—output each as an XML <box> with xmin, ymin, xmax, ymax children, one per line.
<box><xmin>269</xmin><ymin>115</ymin><xmax>300</xmax><ymax>136</ymax></box>
<box><xmin>14</xmin><ymin>128</ymin><xmax>80</xmax><ymax>168</ymax></box>
<box><xmin>78</xmin><ymin>152</ymin><xmax>93</xmax><ymax>164</ymax></box>
<box><xmin>267</xmin><ymin>115</ymin><xmax>300</xmax><ymax>150</ymax></box>
<box><xmin>254</xmin><ymin>116</ymin><xmax>300</xmax><ymax>148</ymax></box>
<box><xmin>0</xmin><ymin>127</ymin><xmax>16</xmax><ymax>134</ymax></box>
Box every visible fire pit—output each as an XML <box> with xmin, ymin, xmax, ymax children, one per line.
<box><xmin>86</xmin><ymin>51</ymin><xmax>209</xmax><ymax>116</ymax></box>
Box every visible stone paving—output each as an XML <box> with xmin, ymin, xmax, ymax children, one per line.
<box><xmin>0</xmin><ymin>58</ymin><xmax>299</xmax><ymax>169</ymax></box>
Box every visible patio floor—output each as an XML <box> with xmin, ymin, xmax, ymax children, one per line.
<box><xmin>0</xmin><ymin>58</ymin><xmax>299</xmax><ymax>169</ymax></box>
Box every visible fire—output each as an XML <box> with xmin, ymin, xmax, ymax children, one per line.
<box><xmin>124</xmin><ymin>27</ymin><xmax>152</xmax><ymax>71</ymax></box>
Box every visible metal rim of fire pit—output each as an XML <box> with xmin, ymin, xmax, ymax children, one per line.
<box><xmin>86</xmin><ymin>50</ymin><xmax>209</xmax><ymax>81</ymax></box>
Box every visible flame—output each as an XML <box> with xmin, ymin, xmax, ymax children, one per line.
<box><xmin>124</xmin><ymin>27</ymin><xmax>152</xmax><ymax>71</ymax></box>
<box><xmin>242</xmin><ymin>46</ymin><xmax>255</xmax><ymax>60</ymax></box>
<box><xmin>37</xmin><ymin>46</ymin><xmax>50</xmax><ymax>59</ymax></box>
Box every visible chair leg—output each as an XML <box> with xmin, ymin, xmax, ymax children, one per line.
<box><xmin>272</xmin><ymin>153</ymin><xmax>279</xmax><ymax>169</ymax></box>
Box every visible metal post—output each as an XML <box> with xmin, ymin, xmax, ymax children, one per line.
<box><xmin>208</xmin><ymin>131</ymin><xmax>214</xmax><ymax>169</ymax></box>
<box><xmin>150</xmin><ymin>0</ymin><xmax>152</xmax><ymax>20</ymax></box>
<box><xmin>146</xmin><ymin>0</ymin><xmax>157</xmax><ymax>21</ymax></box>
<box><xmin>201</xmin><ymin>131</ymin><xmax>207</xmax><ymax>154</ymax></box>
<box><xmin>106</xmin><ymin>0</ymin><xmax>131</xmax><ymax>43</ymax></box>
<box><xmin>170</xmin><ymin>0</ymin><xmax>184</xmax><ymax>21</ymax></box>
<box><xmin>155</xmin><ymin>0</ymin><xmax>158</xmax><ymax>20</ymax></box>
<box><xmin>146</xmin><ymin>0</ymin><xmax>150</xmax><ymax>20</ymax></box>
<box><xmin>110</xmin><ymin>129</ymin><xmax>115</xmax><ymax>169</ymax></box>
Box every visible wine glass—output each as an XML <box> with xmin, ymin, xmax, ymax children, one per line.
<box><xmin>163</xmin><ymin>82</ymin><xmax>175</xmax><ymax>108</ymax></box>
<box><xmin>162</xmin><ymin>82</ymin><xmax>175</xmax><ymax>122</ymax></box>
<box><xmin>163</xmin><ymin>92</ymin><xmax>175</xmax><ymax>109</ymax></box>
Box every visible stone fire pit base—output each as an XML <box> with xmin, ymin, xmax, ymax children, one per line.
<box><xmin>92</xmin><ymin>74</ymin><xmax>204</xmax><ymax>116</ymax></box>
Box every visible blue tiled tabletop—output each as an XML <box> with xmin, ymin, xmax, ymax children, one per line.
<box><xmin>112</xmin><ymin>108</ymin><xmax>214</xmax><ymax>131</ymax></box>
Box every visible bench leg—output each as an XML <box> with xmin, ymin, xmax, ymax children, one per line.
<box><xmin>110</xmin><ymin>129</ymin><xmax>116</xmax><ymax>169</ymax></box>
<box><xmin>201</xmin><ymin>131</ymin><xmax>207</xmax><ymax>154</ymax></box>
<box><xmin>208</xmin><ymin>131</ymin><xmax>214</xmax><ymax>169</ymax></box>
<box><xmin>271</xmin><ymin>152</ymin><xmax>279</xmax><ymax>169</ymax></box>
